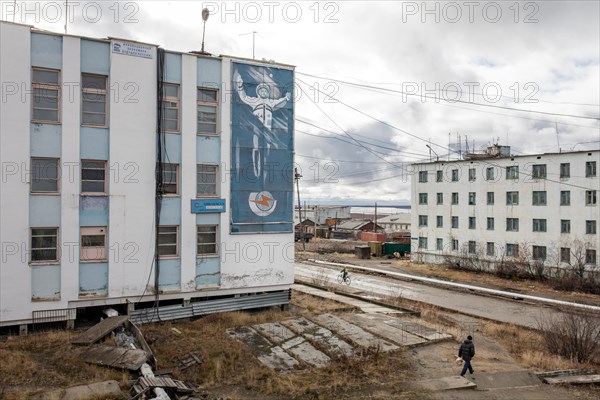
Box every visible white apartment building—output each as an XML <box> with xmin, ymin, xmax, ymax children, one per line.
<box><xmin>411</xmin><ymin>146</ymin><xmax>599</xmax><ymax>269</ymax></box>
<box><xmin>0</xmin><ymin>21</ymin><xmax>295</xmax><ymax>331</ymax></box>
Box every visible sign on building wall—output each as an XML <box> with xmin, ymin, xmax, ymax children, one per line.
<box><xmin>111</xmin><ymin>40</ymin><xmax>153</xmax><ymax>59</ymax></box>
<box><xmin>191</xmin><ymin>199</ymin><xmax>226</xmax><ymax>213</ymax></box>
<box><xmin>230</xmin><ymin>62</ymin><xmax>294</xmax><ymax>233</ymax></box>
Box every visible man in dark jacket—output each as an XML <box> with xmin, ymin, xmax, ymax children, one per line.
<box><xmin>458</xmin><ymin>335</ymin><xmax>475</xmax><ymax>376</ymax></box>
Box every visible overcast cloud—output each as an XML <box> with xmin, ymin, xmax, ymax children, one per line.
<box><xmin>5</xmin><ymin>0</ymin><xmax>599</xmax><ymax>204</ymax></box>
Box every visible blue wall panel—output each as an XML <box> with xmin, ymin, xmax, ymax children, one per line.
<box><xmin>197</xmin><ymin>57</ymin><xmax>221</xmax><ymax>87</ymax></box>
<box><xmin>31</xmin><ymin>33</ymin><xmax>62</xmax><ymax>68</ymax></box>
<box><xmin>80</xmin><ymin>196</ymin><xmax>109</xmax><ymax>226</ymax></box>
<box><xmin>81</xmin><ymin>39</ymin><xmax>110</xmax><ymax>74</ymax></box>
<box><xmin>30</xmin><ymin>124</ymin><xmax>61</xmax><ymax>157</ymax></box>
<box><xmin>160</xmin><ymin>197</ymin><xmax>181</xmax><ymax>225</ymax></box>
<box><xmin>30</xmin><ymin>196</ymin><xmax>61</xmax><ymax>226</ymax></box>
<box><xmin>31</xmin><ymin>265</ymin><xmax>61</xmax><ymax>300</ymax></box>
<box><xmin>164</xmin><ymin>133</ymin><xmax>182</xmax><ymax>162</ymax></box>
<box><xmin>195</xmin><ymin>213</ymin><xmax>220</xmax><ymax>225</ymax></box>
<box><xmin>165</xmin><ymin>52</ymin><xmax>182</xmax><ymax>84</ymax></box>
<box><xmin>196</xmin><ymin>257</ymin><xmax>220</xmax><ymax>287</ymax></box>
<box><xmin>79</xmin><ymin>262</ymin><xmax>108</xmax><ymax>296</ymax></box>
<box><xmin>196</xmin><ymin>136</ymin><xmax>220</xmax><ymax>164</ymax></box>
<box><xmin>81</xmin><ymin>127</ymin><xmax>109</xmax><ymax>160</ymax></box>
<box><xmin>158</xmin><ymin>259</ymin><xmax>181</xmax><ymax>290</ymax></box>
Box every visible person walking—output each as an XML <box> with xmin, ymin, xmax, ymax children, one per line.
<box><xmin>458</xmin><ymin>335</ymin><xmax>475</xmax><ymax>376</ymax></box>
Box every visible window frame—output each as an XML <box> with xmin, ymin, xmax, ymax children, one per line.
<box><xmin>196</xmin><ymin>164</ymin><xmax>219</xmax><ymax>197</ymax></box>
<box><xmin>506</xmin><ymin>243</ymin><xmax>519</xmax><ymax>257</ymax></box>
<box><xmin>451</xmin><ymin>192</ymin><xmax>459</xmax><ymax>205</ymax></box>
<box><xmin>586</xmin><ymin>161</ymin><xmax>597</xmax><ymax>177</ymax></box>
<box><xmin>418</xmin><ymin>171</ymin><xmax>428</xmax><ymax>183</ymax></box>
<box><xmin>506</xmin><ymin>218</ymin><xmax>519</xmax><ymax>232</ymax></box>
<box><xmin>32</xmin><ymin>67</ymin><xmax>61</xmax><ymax>124</ymax></box>
<box><xmin>80</xmin><ymin>226</ymin><xmax>107</xmax><ymax>262</ymax></box>
<box><xmin>31</xmin><ymin>157</ymin><xmax>60</xmax><ymax>194</ymax></box>
<box><xmin>532</xmin><ymin>164</ymin><xmax>547</xmax><ymax>179</ymax></box>
<box><xmin>436</xmin><ymin>238</ymin><xmax>443</xmax><ymax>251</ymax></box>
<box><xmin>161</xmin><ymin>83</ymin><xmax>180</xmax><ymax>133</ymax></box>
<box><xmin>197</xmin><ymin>224</ymin><xmax>219</xmax><ymax>256</ymax></box>
<box><xmin>560</xmin><ymin>219</ymin><xmax>571</xmax><ymax>234</ymax></box>
<box><xmin>30</xmin><ymin>227</ymin><xmax>59</xmax><ymax>263</ymax></box>
<box><xmin>161</xmin><ymin>163</ymin><xmax>180</xmax><ymax>196</ymax></box>
<box><xmin>468</xmin><ymin>192</ymin><xmax>476</xmax><ymax>205</ymax></box>
<box><xmin>418</xmin><ymin>193</ymin><xmax>428</xmax><ymax>205</ymax></box>
<box><xmin>418</xmin><ymin>215</ymin><xmax>428</xmax><ymax>227</ymax></box>
<box><xmin>585</xmin><ymin>190</ymin><xmax>597</xmax><ymax>206</ymax></box>
<box><xmin>451</xmin><ymin>216</ymin><xmax>458</xmax><ymax>229</ymax></box>
<box><xmin>560</xmin><ymin>190</ymin><xmax>570</xmax><ymax>206</ymax></box>
<box><xmin>81</xmin><ymin>73</ymin><xmax>108</xmax><ymax>127</ymax></box>
<box><xmin>418</xmin><ymin>237</ymin><xmax>428</xmax><ymax>249</ymax></box>
<box><xmin>197</xmin><ymin>87</ymin><xmax>219</xmax><ymax>135</ymax></box>
<box><xmin>486</xmin><ymin>242</ymin><xmax>495</xmax><ymax>257</ymax></box>
<box><xmin>532</xmin><ymin>245</ymin><xmax>547</xmax><ymax>261</ymax></box>
<box><xmin>506</xmin><ymin>191</ymin><xmax>519</xmax><ymax>205</ymax></box>
<box><xmin>586</xmin><ymin>220</ymin><xmax>597</xmax><ymax>235</ymax></box>
<box><xmin>560</xmin><ymin>163</ymin><xmax>570</xmax><ymax>178</ymax></box>
<box><xmin>486</xmin><ymin>167</ymin><xmax>494</xmax><ymax>181</ymax></box>
<box><xmin>436</xmin><ymin>192</ymin><xmax>443</xmax><ymax>205</ymax></box>
<box><xmin>81</xmin><ymin>160</ymin><xmax>107</xmax><ymax>194</ymax></box>
<box><xmin>586</xmin><ymin>249</ymin><xmax>597</xmax><ymax>265</ymax></box>
<box><xmin>436</xmin><ymin>215</ymin><xmax>443</xmax><ymax>228</ymax></box>
<box><xmin>506</xmin><ymin>165</ymin><xmax>519</xmax><ymax>180</ymax></box>
<box><xmin>560</xmin><ymin>247</ymin><xmax>570</xmax><ymax>263</ymax></box>
<box><xmin>532</xmin><ymin>218</ymin><xmax>547</xmax><ymax>232</ymax></box>
<box><xmin>452</xmin><ymin>239</ymin><xmax>459</xmax><ymax>251</ymax></box>
<box><xmin>468</xmin><ymin>240</ymin><xmax>476</xmax><ymax>254</ymax></box>
<box><xmin>436</xmin><ymin>170</ymin><xmax>443</xmax><ymax>182</ymax></box>
<box><xmin>532</xmin><ymin>191</ymin><xmax>547</xmax><ymax>206</ymax></box>
<box><xmin>451</xmin><ymin>169</ymin><xmax>459</xmax><ymax>182</ymax></box>
<box><xmin>158</xmin><ymin>225</ymin><xmax>179</xmax><ymax>258</ymax></box>
<box><xmin>468</xmin><ymin>216</ymin><xmax>476</xmax><ymax>230</ymax></box>
<box><xmin>487</xmin><ymin>192</ymin><xmax>494</xmax><ymax>205</ymax></box>
<box><xmin>487</xmin><ymin>217</ymin><xmax>494</xmax><ymax>231</ymax></box>
<box><xmin>468</xmin><ymin>168</ymin><xmax>476</xmax><ymax>182</ymax></box>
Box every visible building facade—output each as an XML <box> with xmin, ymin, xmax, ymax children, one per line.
<box><xmin>0</xmin><ymin>22</ymin><xmax>295</xmax><ymax>330</ymax></box>
<box><xmin>411</xmin><ymin>147</ymin><xmax>599</xmax><ymax>270</ymax></box>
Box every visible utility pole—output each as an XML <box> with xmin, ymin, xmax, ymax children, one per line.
<box><xmin>294</xmin><ymin>168</ymin><xmax>304</xmax><ymax>251</ymax></box>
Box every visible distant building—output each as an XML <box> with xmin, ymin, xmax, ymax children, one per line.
<box><xmin>0</xmin><ymin>22</ymin><xmax>295</xmax><ymax>331</ymax></box>
<box><xmin>377</xmin><ymin>213</ymin><xmax>411</xmax><ymax>233</ymax></box>
<box><xmin>293</xmin><ymin>205</ymin><xmax>351</xmax><ymax>226</ymax></box>
<box><xmin>411</xmin><ymin>147</ymin><xmax>599</xmax><ymax>269</ymax></box>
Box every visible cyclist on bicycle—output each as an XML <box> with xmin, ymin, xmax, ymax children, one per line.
<box><xmin>341</xmin><ymin>267</ymin><xmax>349</xmax><ymax>282</ymax></box>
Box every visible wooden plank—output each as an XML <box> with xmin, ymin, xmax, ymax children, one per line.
<box><xmin>81</xmin><ymin>344</ymin><xmax>148</xmax><ymax>370</ymax></box>
<box><xmin>72</xmin><ymin>316</ymin><xmax>130</xmax><ymax>345</ymax></box>
<box><xmin>544</xmin><ymin>374</ymin><xmax>600</xmax><ymax>385</ymax></box>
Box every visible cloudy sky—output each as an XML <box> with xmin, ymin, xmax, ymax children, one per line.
<box><xmin>5</xmin><ymin>0</ymin><xmax>599</xmax><ymax>205</ymax></box>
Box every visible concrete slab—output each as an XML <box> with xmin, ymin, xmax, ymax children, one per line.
<box><xmin>311</xmin><ymin>313</ymin><xmax>399</xmax><ymax>352</ymax></box>
<box><xmin>282</xmin><ymin>317</ymin><xmax>355</xmax><ymax>358</ymax></box>
<box><xmin>417</xmin><ymin>376</ymin><xmax>477</xmax><ymax>391</ymax></box>
<box><xmin>544</xmin><ymin>374</ymin><xmax>600</xmax><ymax>385</ymax></box>
<box><xmin>282</xmin><ymin>338</ymin><xmax>331</xmax><ymax>368</ymax></box>
<box><xmin>348</xmin><ymin>313</ymin><xmax>453</xmax><ymax>342</ymax></box>
<box><xmin>80</xmin><ymin>345</ymin><xmax>148</xmax><ymax>370</ymax></box>
<box><xmin>340</xmin><ymin>313</ymin><xmax>428</xmax><ymax>347</ymax></box>
<box><xmin>62</xmin><ymin>380</ymin><xmax>122</xmax><ymax>400</ymax></box>
<box><xmin>467</xmin><ymin>370</ymin><xmax>542</xmax><ymax>390</ymax></box>
<box><xmin>227</xmin><ymin>326</ymin><xmax>299</xmax><ymax>372</ymax></box>
<box><xmin>254</xmin><ymin>322</ymin><xmax>296</xmax><ymax>344</ymax></box>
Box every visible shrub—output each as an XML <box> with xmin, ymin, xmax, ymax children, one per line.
<box><xmin>536</xmin><ymin>312</ymin><xmax>600</xmax><ymax>363</ymax></box>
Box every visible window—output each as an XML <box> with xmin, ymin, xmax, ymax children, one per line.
<box><xmin>436</xmin><ymin>170</ymin><xmax>443</xmax><ymax>182</ymax></box>
<box><xmin>506</xmin><ymin>243</ymin><xmax>519</xmax><ymax>257</ymax></box>
<box><xmin>506</xmin><ymin>218</ymin><xmax>519</xmax><ymax>232</ymax></box>
<box><xmin>586</xmin><ymin>161</ymin><xmax>597</xmax><ymax>177</ymax></box>
<box><xmin>451</xmin><ymin>216</ymin><xmax>459</xmax><ymax>229</ymax></box>
<box><xmin>586</xmin><ymin>249</ymin><xmax>597</xmax><ymax>265</ymax></box>
<box><xmin>560</xmin><ymin>163</ymin><xmax>570</xmax><ymax>178</ymax></box>
<box><xmin>506</xmin><ymin>191</ymin><xmax>519</xmax><ymax>205</ymax></box>
<box><xmin>560</xmin><ymin>248</ymin><xmax>570</xmax><ymax>263</ymax></box>
<box><xmin>532</xmin><ymin>245</ymin><xmax>546</xmax><ymax>261</ymax></box>
<box><xmin>161</xmin><ymin>164</ymin><xmax>179</xmax><ymax>195</ymax></box>
<box><xmin>158</xmin><ymin>226</ymin><xmax>178</xmax><ymax>257</ymax></box>
<box><xmin>32</xmin><ymin>67</ymin><xmax>60</xmax><ymax>123</ymax></box>
<box><xmin>451</xmin><ymin>169</ymin><xmax>459</xmax><ymax>182</ymax></box>
<box><xmin>418</xmin><ymin>193</ymin><xmax>428</xmax><ymax>205</ymax></box>
<box><xmin>436</xmin><ymin>215</ymin><xmax>443</xmax><ymax>228</ymax></box>
<box><xmin>436</xmin><ymin>238</ymin><xmax>443</xmax><ymax>251</ymax></box>
<box><xmin>197</xmin><ymin>164</ymin><xmax>218</xmax><ymax>197</ymax></box>
<box><xmin>468</xmin><ymin>217</ymin><xmax>476</xmax><ymax>229</ymax></box>
<box><xmin>468</xmin><ymin>241</ymin><xmax>476</xmax><ymax>254</ymax></box>
<box><xmin>468</xmin><ymin>168</ymin><xmax>476</xmax><ymax>181</ymax></box>
<box><xmin>561</xmin><ymin>219</ymin><xmax>571</xmax><ymax>234</ymax></box>
<box><xmin>532</xmin><ymin>191</ymin><xmax>547</xmax><ymax>206</ymax></box>
<box><xmin>533</xmin><ymin>219</ymin><xmax>547</xmax><ymax>232</ymax></box>
<box><xmin>81</xmin><ymin>74</ymin><xmax>108</xmax><ymax>127</ymax></box>
<box><xmin>81</xmin><ymin>160</ymin><xmax>106</xmax><ymax>194</ymax></box>
<box><xmin>31</xmin><ymin>228</ymin><xmax>59</xmax><ymax>262</ymax></box>
<box><xmin>532</xmin><ymin>164</ymin><xmax>546</xmax><ymax>179</ymax></box>
<box><xmin>486</xmin><ymin>242</ymin><xmax>495</xmax><ymax>256</ymax></box>
<box><xmin>436</xmin><ymin>193</ymin><xmax>443</xmax><ymax>205</ymax></box>
<box><xmin>560</xmin><ymin>191</ymin><xmax>570</xmax><ymax>206</ymax></box>
<box><xmin>486</xmin><ymin>167</ymin><xmax>494</xmax><ymax>180</ymax></box>
<box><xmin>487</xmin><ymin>192</ymin><xmax>494</xmax><ymax>205</ymax></box>
<box><xmin>487</xmin><ymin>217</ymin><xmax>494</xmax><ymax>231</ymax></box>
<box><xmin>451</xmin><ymin>192</ymin><xmax>459</xmax><ymax>205</ymax></box>
<box><xmin>161</xmin><ymin>83</ymin><xmax>180</xmax><ymax>132</ymax></box>
<box><xmin>197</xmin><ymin>225</ymin><xmax>218</xmax><ymax>255</ymax></box>
<box><xmin>197</xmin><ymin>87</ymin><xmax>218</xmax><ymax>135</ymax></box>
<box><xmin>418</xmin><ymin>215</ymin><xmax>428</xmax><ymax>227</ymax></box>
<box><xmin>506</xmin><ymin>165</ymin><xmax>518</xmax><ymax>180</ymax></box>
<box><xmin>586</xmin><ymin>220</ymin><xmax>597</xmax><ymax>234</ymax></box>
<box><xmin>418</xmin><ymin>237</ymin><xmax>428</xmax><ymax>249</ymax></box>
<box><xmin>468</xmin><ymin>192</ymin><xmax>476</xmax><ymax>205</ymax></box>
<box><xmin>452</xmin><ymin>239</ymin><xmax>459</xmax><ymax>251</ymax></box>
<box><xmin>80</xmin><ymin>227</ymin><xmax>107</xmax><ymax>261</ymax></box>
<box><xmin>418</xmin><ymin>171</ymin><xmax>428</xmax><ymax>183</ymax></box>
<box><xmin>586</xmin><ymin>190</ymin><xmax>597</xmax><ymax>205</ymax></box>
<box><xmin>31</xmin><ymin>158</ymin><xmax>60</xmax><ymax>193</ymax></box>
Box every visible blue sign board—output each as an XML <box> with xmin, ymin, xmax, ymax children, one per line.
<box><xmin>191</xmin><ymin>199</ymin><xmax>226</xmax><ymax>213</ymax></box>
<box><xmin>230</xmin><ymin>62</ymin><xmax>294</xmax><ymax>233</ymax></box>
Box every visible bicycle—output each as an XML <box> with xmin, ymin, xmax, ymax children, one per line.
<box><xmin>337</xmin><ymin>271</ymin><xmax>351</xmax><ymax>285</ymax></box>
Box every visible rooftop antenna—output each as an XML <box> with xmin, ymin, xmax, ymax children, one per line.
<box><xmin>239</xmin><ymin>31</ymin><xmax>260</xmax><ymax>59</ymax></box>
<box><xmin>201</xmin><ymin>7</ymin><xmax>210</xmax><ymax>54</ymax></box>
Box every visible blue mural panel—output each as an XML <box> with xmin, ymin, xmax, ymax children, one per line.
<box><xmin>31</xmin><ymin>264</ymin><xmax>61</xmax><ymax>300</ymax></box>
<box><xmin>196</xmin><ymin>256</ymin><xmax>220</xmax><ymax>287</ymax></box>
<box><xmin>80</xmin><ymin>196</ymin><xmax>109</xmax><ymax>226</ymax></box>
<box><xmin>230</xmin><ymin>63</ymin><xmax>294</xmax><ymax>233</ymax></box>
<box><xmin>79</xmin><ymin>262</ymin><xmax>108</xmax><ymax>296</ymax></box>
<box><xmin>158</xmin><ymin>259</ymin><xmax>181</xmax><ymax>291</ymax></box>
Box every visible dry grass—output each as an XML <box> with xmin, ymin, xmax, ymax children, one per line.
<box><xmin>290</xmin><ymin>291</ymin><xmax>353</xmax><ymax>313</ymax></box>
